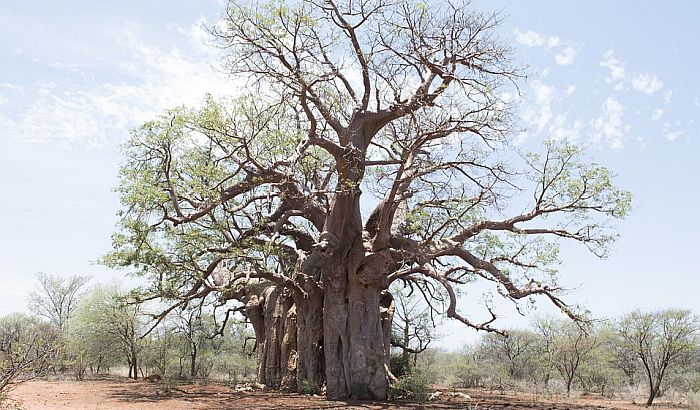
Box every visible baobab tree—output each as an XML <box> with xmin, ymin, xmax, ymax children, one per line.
<box><xmin>106</xmin><ymin>0</ymin><xmax>631</xmax><ymax>399</ymax></box>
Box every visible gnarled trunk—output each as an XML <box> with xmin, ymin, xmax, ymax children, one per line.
<box><xmin>245</xmin><ymin>287</ymin><xmax>296</xmax><ymax>389</ymax></box>
<box><xmin>244</xmin><ymin>231</ymin><xmax>394</xmax><ymax>399</ymax></box>
<box><xmin>321</xmin><ymin>218</ymin><xmax>394</xmax><ymax>399</ymax></box>
<box><xmin>243</xmin><ymin>282</ymin><xmax>325</xmax><ymax>392</ymax></box>
<box><xmin>320</xmin><ymin>123</ymin><xmax>397</xmax><ymax>399</ymax></box>
<box><xmin>293</xmin><ymin>273</ymin><xmax>325</xmax><ymax>391</ymax></box>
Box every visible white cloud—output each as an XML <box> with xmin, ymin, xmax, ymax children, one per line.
<box><xmin>664</xmin><ymin>130</ymin><xmax>681</xmax><ymax>141</ymax></box>
<box><xmin>630</xmin><ymin>73</ymin><xmax>663</xmax><ymax>95</ymax></box>
<box><xmin>520</xmin><ymin>81</ymin><xmax>586</xmax><ymax>144</ymax></box>
<box><xmin>600</xmin><ymin>49</ymin><xmax>625</xmax><ymax>84</ymax></box>
<box><xmin>600</xmin><ymin>50</ymin><xmax>668</xmax><ymax>98</ymax></box>
<box><xmin>514</xmin><ymin>29</ymin><xmax>579</xmax><ymax>66</ymax></box>
<box><xmin>664</xmin><ymin>89</ymin><xmax>673</xmax><ymax>103</ymax></box>
<box><xmin>514</xmin><ymin>29</ymin><xmax>546</xmax><ymax>47</ymax></box>
<box><xmin>549</xmin><ymin>115</ymin><xmax>584</xmax><ymax>142</ymax></box>
<box><xmin>175</xmin><ymin>17</ymin><xmax>214</xmax><ymax>54</ymax></box>
<box><xmin>651</xmin><ymin>108</ymin><xmax>664</xmax><ymax>121</ymax></box>
<box><xmin>0</xmin><ymin>27</ymin><xmax>238</xmax><ymax>147</ymax></box>
<box><xmin>592</xmin><ymin>97</ymin><xmax>626</xmax><ymax>149</ymax></box>
<box><xmin>662</xmin><ymin>121</ymin><xmax>683</xmax><ymax>142</ymax></box>
<box><xmin>513</xmin><ymin>29</ymin><xmax>581</xmax><ymax>68</ymax></box>
<box><xmin>1</xmin><ymin>82</ymin><xmax>23</xmax><ymax>92</ymax></box>
<box><xmin>546</xmin><ymin>36</ymin><xmax>561</xmax><ymax>49</ymax></box>
<box><xmin>555</xmin><ymin>45</ymin><xmax>578</xmax><ymax>66</ymax></box>
<box><xmin>522</xmin><ymin>80</ymin><xmax>555</xmax><ymax>132</ymax></box>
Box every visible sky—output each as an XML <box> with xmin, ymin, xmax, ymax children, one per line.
<box><xmin>0</xmin><ymin>1</ymin><xmax>698</xmax><ymax>349</ymax></box>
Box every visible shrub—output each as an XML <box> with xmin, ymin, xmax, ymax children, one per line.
<box><xmin>390</xmin><ymin>354</ymin><xmax>412</xmax><ymax>378</ymax></box>
<box><xmin>388</xmin><ymin>372</ymin><xmax>429</xmax><ymax>402</ymax></box>
<box><xmin>452</xmin><ymin>362</ymin><xmax>483</xmax><ymax>388</ymax></box>
<box><xmin>299</xmin><ymin>379</ymin><xmax>320</xmax><ymax>395</ymax></box>
<box><xmin>0</xmin><ymin>393</ymin><xmax>25</xmax><ymax>410</ymax></box>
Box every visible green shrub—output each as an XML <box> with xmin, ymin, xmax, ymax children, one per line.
<box><xmin>299</xmin><ymin>379</ymin><xmax>320</xmax><ymax>395</ymax></box>
<box><xmin>452</xmin><ymin>361</ymin><xmax>483</xmax><ymax>388</ymax></box>
<box><xmin>388</xmin><ymin>372</ymin><xmax>429</xmax><ymax>402</ymax></box>
<box><xmin>390</xmin><ymin>354</ymin><xmax>412</xmax><ymax>378</ymax></box>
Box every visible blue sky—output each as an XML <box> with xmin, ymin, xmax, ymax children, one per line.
<box><xmin>0</xmin><ymin>1</ymin><xmax>698</xmax><ymax>348</ymax></box>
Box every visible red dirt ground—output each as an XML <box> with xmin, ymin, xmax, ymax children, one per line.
<box><xmin>8</xmin><ymin>377</ymin><xmax>691</xmax><ymax>410</ymax></box>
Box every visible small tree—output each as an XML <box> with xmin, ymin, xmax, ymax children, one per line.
<box><xmin>608</xmin><ymin>324</ymin><xmax>640</xmax><ymax>386</ymax></box>
<box><xmin>67</xmin><ymin>305</ymin><xmax>122</xmax><ymax>379</ymax></box>
<box><xmin>390</xmin><ymin>284</ymin><xmax>438</xmax><ymax>374</ymax></box>
<box><xmin>616</xmin><ymin>309</ymin><xmax>699</xmax><ymax>406</ymax></box>
<box><xmin>480</xmin><ymin>329</ymin><xmax>537</xmax><ymax>382</ymax></box>
<box><xmin>0</xmin><ymin>314</ymin><xmax>60</xmax><ymax>401</ymax></box>
<box><xmin>576</xmin><ymin>325</ymin><xmax>626</xmax><ymax>398</ymax></box>
<box><xmin>551</xmin><ymin>321</ymin><xmax>598</xmax><ymax>395</ymax></box>
<box><xmin>168</xmin><ymin>303</ymin><xmax>219</xmax><ymax>379</ymax></box>
<box><xmin>450</xmin><ymin>347</ymin><xmax>486</xmax><ymax>388</ymax></box>
<box><xmin>28</xmin><ymin>273</ymin><xmax>90</xmax><ymax>332</ymax></box>
<box><xmin>72</xmin><ymin>285</ymin><xmax>145</xmax><ymax>380</ymax></box>
<box><xmin>139</xmin><ymin>326</ymin><xmax>177</xmax><ymax>378</ymax></box>
<box><xmin>531</xmin><ymin>317</ymin><xmax>559</xmax><ymax>390</ymax></box>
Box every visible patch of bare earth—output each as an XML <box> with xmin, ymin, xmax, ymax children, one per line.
<box><xmin>9</xmin><ymin>378</ymin><xmax>690</xmax><ymax>410</ymax></box>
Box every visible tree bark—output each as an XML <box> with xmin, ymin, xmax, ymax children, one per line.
<box><xmin>293</xmin><ymin>265</ymin><xmax>325</xmax><ymax>391</ymax></box>
<box><xmin>319</xmin><ymin>121</ymin><xmax>397</xmax><ymax>400</ymax></box>
<box><xmin>131</xmin><ymin>348</ymin><xmax>138</xmax><ymax>380</ymax></box>
<box><xmin>381</xmin><ymin>291</ymin><xmax>395</xmax><ymax>381</ymax></box>
<box><xmin>190</xmin><ymin>343</ymin><xmax>197</xmax><ymax>378</ymax></box>
<box><xmin>322</xmin><ymin>236</ymin><xmax>394</xmax><ymax>399</ymax></box>
<box><xmin>243</xmin><ymin>283</ymin><xmax>325</xmax><ymax>392</ymax></box>
<box><xmin>248</xmin><ymin>287</ymin><xmax>296</xmax><ymax>389</ymax></box>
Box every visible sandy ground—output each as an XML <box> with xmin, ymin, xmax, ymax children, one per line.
<box><xmin>8</xmin><ymin>377</ymin><xmax>691</xmax><ymax>410</ymax></box>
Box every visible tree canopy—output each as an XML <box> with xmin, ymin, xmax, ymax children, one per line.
<box><xmin>106</xmin><ymin>0</ymin><xmax>631</xmax><ymax>399</ymax></box>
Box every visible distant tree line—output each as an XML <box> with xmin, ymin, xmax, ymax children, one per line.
<box><xmin>1</xmin><ymin>273</ymin><xmax>257</xmax><ymax>405</ymax></box>
<box><xmin>404</xmin><ymin>310</ymin><xmax>698</xmax><ymax>407</ymax></box>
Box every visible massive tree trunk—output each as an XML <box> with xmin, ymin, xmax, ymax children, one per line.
<box><xmin>323</xmin><ymin>254</ymin><xmax>390</xmax><ymax>399</ymax></box>
<box><xmin>240</xmin><ymin>247</ymin><xmax>393</xmax><ymax>399</ymax></box>
<box><xmin>320</xmin><ymin>185</ymin><xmax>394</xmax><ymax>399</ymax></box>
<box><xmin>244</xmin><ymin>286</ymin><xmax>296</xmax><ymax>389</ymax></box>
<box><xmin>293</xmin><ymin>261</ymin><xmax>325</xmax><ymax>391</ymax></box>
<box><xmin>242</xmin><ymin>282</ymin><xmax>324</xmax><ymax>392</ymax></box>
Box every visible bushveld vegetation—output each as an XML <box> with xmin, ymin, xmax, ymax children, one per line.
<box><xmin>1</xmin><ymin>272</ymin><xmax>697</xmax><ymax>408</ymax></box>
<box><xmin>1</xmin><ymin>273</ymin><xmax>256</xmax><ymax>407</ymax></box>
<box><xmin>405</xmin><ymin>310</ymin><xmax>699</xmax><ymax>407</ymax></box>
